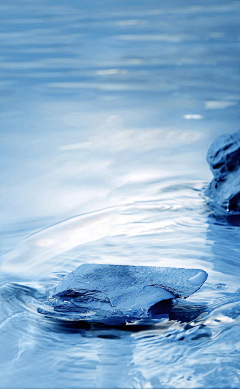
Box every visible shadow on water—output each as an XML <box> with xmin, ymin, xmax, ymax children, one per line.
<box><xmin>0</xmin><ymin>281</ymin><xmax>208</xmax><ymax>338</ymax></box>
<box><xmin>35</xmin><ymin>303</ymin><xmax>208</xmax><ymax>347</ymax></box>
<box><xmin>44</xmin><ymin>298</ymin><xmax>207</xmax><ymax>335</ymax></box>
<box><xmin>206</xmin><ymin>213</ymin><xmax>240</xmax><ymax>277</ymax></box>
<box><xmin>1</xmin><ymin>278</ymin><xmax>206</xmax><ymax>319</ymax></box>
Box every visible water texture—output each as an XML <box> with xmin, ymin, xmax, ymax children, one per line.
<box><xmin>0</xmin><ymin>0</ymin><xmax>240</xmax><ymax>388</ymax></box>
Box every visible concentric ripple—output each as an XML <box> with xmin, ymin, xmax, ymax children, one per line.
<box><xmin>1</xmin><ymin>180</ymin><xmax>240</xmax><ymax>388</ymax></box>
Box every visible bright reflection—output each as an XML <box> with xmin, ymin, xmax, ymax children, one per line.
<box><xmin>116</xmin><ymin>20</ymin><xmax>147</xmax><ymax>26</ymax></box>
<box><xmin>36</xmin><ymin>239</ymin><xmax>55</xmax><ymax>247</ymax></box>
<box><xmin>59</xmin><ymin>127</ymin><xmax>203</xmax><ymax>152</ymax></box>
<box><xmin>116</xmin><ymin>34</ymin><xmax>188</xmax><ymax>42</ymax></box>
<box><xmin>96</xmin><ymin>69</ymin><xmax>127</xmax><ymax>75</ymax></box>
<box><xmin>205</xmin><ymin>101</ymin><xmax>237</xmax><ymax>109</ymax></box>
<box><xmin>184</xmin><ymin>114</ymin><xmax>203</xmax><ymax>120</ymax></box>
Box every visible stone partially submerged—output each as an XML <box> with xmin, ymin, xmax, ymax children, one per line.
<box><xmin>206</xmin><ymin>129</ymin><xmax>240</xmax><ymax>214</ymax></box>
<box><xmin>38</xmin><ymin>264</ymin><xmax>207</xmax><ymax>325</ymax></box>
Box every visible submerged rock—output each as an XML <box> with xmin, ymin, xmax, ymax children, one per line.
<box><xmin>39</xmin><ymin>264</ymin><xmax>207</xmax><ymax>325</ymax></box>
<box><xmin>206</xmin><ymin>129</ymin><xmax>240</xmax><ymax>214</ymax></box>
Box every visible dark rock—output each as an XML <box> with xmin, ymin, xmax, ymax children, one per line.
<box><xmin>206</xmin><ymin>129</ymin><xmax>240</xmax><ymax>214</ymax></box>
<box><xmin>39</xmin><ymin>264</ymin><xmax>207</xmax><ymax>325</ymax></box>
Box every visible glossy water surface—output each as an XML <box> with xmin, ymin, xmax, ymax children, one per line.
<box><xmin>1</xmin><ymin>1</ymin><xmax>240</xmax><ymax>388</ymax></box>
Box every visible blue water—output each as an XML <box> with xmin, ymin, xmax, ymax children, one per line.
<box><xmin>1</xmin><ymin>1</ymin><xmax>240</xmax><ymax>387</ymax></box>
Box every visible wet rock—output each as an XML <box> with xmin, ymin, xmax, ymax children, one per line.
<box><xmin>206</xmin><ymin>129</ymin><xmax>240</xmax><ymax>214</ymax></box>
<box><xmin>39</xmin><ymin>264</ymin><xmax>208</xmax><ymax>325</ymax></box>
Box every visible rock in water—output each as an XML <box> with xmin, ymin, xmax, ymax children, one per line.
<box><xmin>39</xmin><ymin>264</ymin><xmax>208</xmax><ymax>324</ymax></box>
<box><xmin>206</xmin><ymin>129</ymin><xmax>240</xmax><ymax>214</ymax></box>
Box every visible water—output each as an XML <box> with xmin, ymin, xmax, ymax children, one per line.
<box><xmin>1</xmin><ymin>0</ymin><xmax>240</xmax><ymax>387</ymax></box>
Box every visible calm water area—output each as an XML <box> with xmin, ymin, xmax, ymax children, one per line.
<box><xmin>0</xmin><ymin>1</ymin><xmax>240</xmax><ymax>388</ymax></box>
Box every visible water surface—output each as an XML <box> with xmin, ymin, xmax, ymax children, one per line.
<box><xmin>1</xmin><ymin>1</ymin><xmax>240</xmax><ymax>388</ymax></box>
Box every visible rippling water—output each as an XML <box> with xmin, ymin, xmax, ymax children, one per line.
<box><xmin>1</xmin><ymin>1</ymin><xmax>240</xmax><ymax>388</ymax></box>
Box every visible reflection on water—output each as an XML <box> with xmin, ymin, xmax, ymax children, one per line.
<box><xmin>1</xmin><ymin>0</ymin><xmax>240</xmax><ymax>388</ymax></box>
